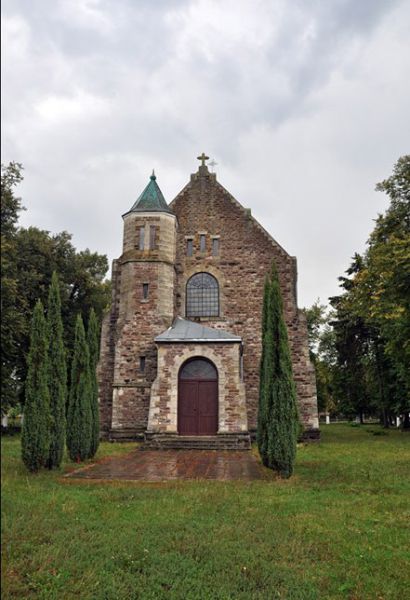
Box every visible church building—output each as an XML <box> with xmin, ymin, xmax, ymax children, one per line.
<box><xmin>98</xmin><ymin>155</ymin><xmax>319</xmax><ymax>449</ymax></box>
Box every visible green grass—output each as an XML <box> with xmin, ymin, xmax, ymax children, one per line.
<box><xmin>2</xmin><ymin>425</ymin><xmax>409</xmax><ymax>599</ymax></box>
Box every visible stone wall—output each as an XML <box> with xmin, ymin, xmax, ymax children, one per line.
<box><xmin>171</xmin><ymin>167</ymin><xmax>318</xmax><ymax>433</ymax></box>
<box><xmin>98</xmin><ymin>259</ymin><xmax>120</xmax><ymax>437</ymax></box>
<box><xmin>98</xmin><ymin>166</ymin><xmax>319</xmax><ymax>440</ymax></box>
<box><xmin>147</xmin><ymin>342</ymin><xmax>248</xmax><ymax>434</ymax></box>
<box><xmin>98</xmin><ymin>211</ymin><xmax>177</xmax><ymax>439</ymax></box>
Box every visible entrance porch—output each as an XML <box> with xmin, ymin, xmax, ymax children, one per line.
<box><xmin>146</xmin><ymin>317</ymin><xmax>250</xmax><ymax>450</ymax></box>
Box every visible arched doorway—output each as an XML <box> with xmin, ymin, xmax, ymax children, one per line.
<box><xmin>178</xmin><ymin>358</ymin><xmax>218</xmax><ymax>435</ymax></box>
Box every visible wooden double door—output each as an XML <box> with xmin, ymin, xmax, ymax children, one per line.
<box><xmin>178</xmin><ymin>359</ymin><xmax>218</xmax><ymax>436</ymax></box>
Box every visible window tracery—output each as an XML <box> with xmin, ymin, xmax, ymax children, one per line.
<box><xmin>186</xmin><ymin>272</ymin><xmax>219</xmax><ymax>317</ymax></box>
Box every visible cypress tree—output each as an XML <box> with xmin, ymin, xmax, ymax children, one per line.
<box><xmin>21</xmin><ymin>300</ymin><xmax>51</xmax><ymax>472</ymax></box>
<box><xmin>87</xmin><ymin>308</ymin><xmax>100</xmax><ymax>458</ymax></box>
<box><xmin>67</xmin><ymin>314</ymin><xmax>92</xmax><ymax>462</ymax></box>
<box><xmin>257</xmin><ymin>275</ymin><xmax>271</xmax><ymax>463</ymax></box>
<box><xmin>258</xmin><ymin>263</ymin><xmax>299</xmax><ymax>478</ymax></box>
<box><xmin>46</xmin><ymin>272</ymin><xmax>67</xmax><ymax>469</ymax></box>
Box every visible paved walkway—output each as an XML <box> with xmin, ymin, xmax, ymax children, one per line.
<box><xmin>65</xmin><ymin>449</ymin><xmax>270</xmax><ymax>482</ymax></box>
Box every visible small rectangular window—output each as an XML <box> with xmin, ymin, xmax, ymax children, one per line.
<box><xmin>212</xmin><ymin>238</ymin><xmax>219</xmax><ymax>256</ymax></box>
<box><xmin>186</xmin><ymin>239</ymin><xmax>193</xmax><ymax>256</ymax></box>
<box><xmin>149</xmin><ymin>225</ymin><xmax>157</xmax><ymax>250</ymax></box>
<box><xmin>139</xmin><ymin>226</ymin><xmax>145</xmax><ymax>250</ymax></box>
<box><xmin>140</xmin><ymin>356</ymin><xmax>146</xmax><ymax>372</ymax></box>
<box><xmin>200</xmin><ymin>234</ymin><xmax>206</xmax><ymax>252</ymax></box>
<box><xmin>142</xmin><ymin>283</ymin><xmax>149</xmax><ymax>299</ymax></box>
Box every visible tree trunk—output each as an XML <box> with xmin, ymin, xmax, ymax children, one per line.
<box><xmin>382</xmin><ymin>408</ymin><xmax>390</xmax><ymax>429</ymax></box>
<box><xmin>375</xmin><ymin>342</ymin><xmax>389</xmax><ymax>428</ymax></box>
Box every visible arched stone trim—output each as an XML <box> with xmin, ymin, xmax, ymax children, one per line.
<box><xmin>178</xmin><ymin>356</ymin><xmax>218</xmax><ymax>435</ymax></box>
<box><xmin>179</xmin><ymin>356</ymin><xmax>218</xmax><ymax>380</ymax></box>
<box><xmin>180</xmin><ymin>264</ymin><xmax>225</xmax><ymax>319</ymax></box>
<box><xmin>185</xmin><ymin>273</ymin><xmax>219</xmax><ymax>318</ymax></box>
<box><xmin>147</xmin><ymin>343</ymin><xmax>248</xmax><ymax>434</ymax></box>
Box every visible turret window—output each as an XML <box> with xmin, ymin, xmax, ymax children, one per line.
<box><xmin>212</xmin><ymin>237</ymin><xmax>220</xmax><ymax>256</ymax></box>
<box><xmin>186</xmin><ymin>272</ymin><xmax>219</xmax><ymax>317</ymax></box>
<box><xmin>199</xmin><ymin>234</ymin><xmax>206</xmax><ymax>253</ymax></box>
<box><xmin>139</xmin><ymin>226</ymin><xmax>145</xmax><ymax>250</ymax></box>
<box><xmin>149</xmin><ymin>226</ymin><xmax>157</xmax><ymax>250</ymax></box>
<box><xmin>139</xmin><ymin>356</ymin><xmax>146</xmax><ymax>372</ymax></box>
<box><xmin>142</xmin><ymin>283</ymin><xmax>149</xmax><ymax>299</ymax></box>
<box><xmin>186</xmin><ymin>239</ymin><xmax>193</xmax><ymax>257</ymax></box>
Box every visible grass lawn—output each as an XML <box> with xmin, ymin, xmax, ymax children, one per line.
<box><xmin>2</xmin><ymin>425</ymin><xmax>410</xmax><ymax>599</ymax></box>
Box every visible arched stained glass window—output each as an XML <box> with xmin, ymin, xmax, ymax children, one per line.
<box><xmin>186</xmin><ymin>272</ymin><xmax>219</xmax><ymax>317</ymax></box>
<box><xmin>180</xmin><ymin>359</ymin><xmax>217</xmax><ymax>380</ymax></box>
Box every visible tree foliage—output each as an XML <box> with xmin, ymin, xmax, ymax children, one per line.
<box><xmin>258</xmin><ymin>263</ymin><xmax>299</xmax><ymax>478</ymax></box>
<box><xmin>21</xmin><ymin>300</ymin><xmax>51</xmax><ymax>472</ymax></box>
<box><xmin>306</xmin><ymin>156</ymin><xmax>410</xmax><ymax>428</ymax></box>
<box><xmin>1</xmin><ymin>163</ymin><xmax>25</xmax><ymax>413</ymax></box>
<box><xmin>67</xmin><ymin>315</ymin><xmax>93</xmax><ymax>462</ymax></box>
<box><xmin>303</xmin><ymin>300</ymin><xmax>336</xmax><ymax>414</ymax></box>
<box><xmin>0</xmin><ymin>162</ymin><xmax>110</xmax><ymax>411</ymax></box>
<box><xmin>87</xmin><ymin>308</ymin><xmax>100</xmax><ymax>458</ymax></box>
<box><xmin>46</xmin><ymin>272</ymin><xmax>67</xmax><ymax>469</ymax></box>
<box><xmin>360</xmin><ymin>155</ymin><xmax>410</xmax><ymax>389</ymax></box>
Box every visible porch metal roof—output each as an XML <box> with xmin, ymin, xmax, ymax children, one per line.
<box><xmin>155</xmin><ymin>317</ymin><xmax>242</xmax><ymax>343</ymax></box>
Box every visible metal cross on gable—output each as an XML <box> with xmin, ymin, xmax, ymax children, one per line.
<box><xmin>209</xmin><ymin>159</ymin><xmax>218</xmax><ymax>172</ymax></box>
<box><xmin>197</xmin><ymin>152</ymin><xmax>209</xmax><ymax>167</ymax></box>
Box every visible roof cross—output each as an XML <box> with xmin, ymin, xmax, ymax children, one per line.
<box><xmin>209</xmin><ymin>159</ymin><xmax>218</xmax><ymax>172</ymax></box>
<box><xmin>197</xmin><ymin>152</ymin><xmax>209</xmax><ymax>167</ymax></box>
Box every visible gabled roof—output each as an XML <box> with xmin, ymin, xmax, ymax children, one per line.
<box><xmin>124</xmin><ymin>172</ymin><xmax>172</xmax><ymax>215</ymax></box>
<box><xmin>155</xmin><ymin>317</ymin><xmax>242</xmax><ymax>343</ymax></box>
<box><xmin>168</xmin><ymin>165</ymin><xmax>291</xmax><ymax>259</ymax></box>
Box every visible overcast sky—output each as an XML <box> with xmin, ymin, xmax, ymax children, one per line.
<box><xmin>2</xmin><ymin>0</ymin><xmax>409</xmax><ymax>308</ymax></box>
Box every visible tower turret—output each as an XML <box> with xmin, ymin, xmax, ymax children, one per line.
<box><xmin>99</xmin><ymin>172</ymin><xmax>177</xmax><ymax>440</ymax></box>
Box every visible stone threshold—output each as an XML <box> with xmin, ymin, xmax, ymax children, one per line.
<box><xmin>144</xmin><ymin>432</ymin><xmax>251</xmax><ymax>450</ymax></box>
<box><xmin>108</xmin><ymin>428</ymin><xmax>145</xmax><ymax>442</ymax></box>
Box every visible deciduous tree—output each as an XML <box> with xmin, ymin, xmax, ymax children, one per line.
<box><xmin>328</xmin><ymin>156</ymin><xmax>409</xmax><ymax>427</ymax></box>
<box><xmin>1</xmin><ymin>163</ymin><xmax>25</xmax><ymax>412</ymax></box>
<box><xmin>1</xmin><ymin>162</ymin><xmax>111</xmax><ymax>410</ymax></box>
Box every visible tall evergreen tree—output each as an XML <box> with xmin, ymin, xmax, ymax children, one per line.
<box><xmin>46</xmin><ymin>272</ymin><xmax>67</xmax><ymax>468</ymax></box>
<box><xmin>258</xmin><ymin>264</ymin><xmax>299</xmax><ymax>478</ymax></box>
<box><xmin>66</xmin><ymin>314</ymin><xmax>92</xmax><ymax>462</ymax></box>
<box><xmin>1</xmin><ymin>162</ymin><xmax>110</xmax><ymax>412</ymax></box>
<box><xmin>257</xmin><ymin>276</ymin><xmax>271</xmax><ymax>463</ymax></box>
<box><xmin>87</xmin><ymin>308</ymin><xmax>100</xmax><ymax>458</ymax></box>
<box><xmin>21</xmin><ymin>300</ymin><xmax>51</xmax><ymax>472</ymax></box>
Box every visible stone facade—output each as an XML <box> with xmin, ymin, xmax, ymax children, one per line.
<box><xmin>147</xmin><ymin>342</ymin><xmax>247</xmax><ymax>434</ymax></box>
<box><xmin>98</xmin><ymin>161</ymin><xmax>319</xmax><ymax>445</ymax></box>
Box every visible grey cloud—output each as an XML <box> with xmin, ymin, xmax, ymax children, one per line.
<box><xmin>2</xmin><ymin>0</ymin><xmax>409</xmax><ymax>307</ymax></box>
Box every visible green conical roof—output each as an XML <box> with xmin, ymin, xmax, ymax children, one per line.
<box><xmin>125</xmin><ymin>171</ymin><xmax>172</xmax><ymax>215</ymax></box>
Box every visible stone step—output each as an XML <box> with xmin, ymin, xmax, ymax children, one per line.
<box><xmin>143</xmin><ymin>433</ymin><xmax>251</xmax><ymax>451</ymax></box>
<box><xmin>109</xmin><ymin>428</ymin><xmax>145</xmax><ymax>442</ymax></box>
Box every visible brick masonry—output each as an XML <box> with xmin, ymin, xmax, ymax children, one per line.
<box><xmin>98</xmin><ymin>164</ymin><xmax>319</xmax><ymax>443</ymax></box>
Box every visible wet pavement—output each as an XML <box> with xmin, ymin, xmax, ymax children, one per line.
<box><xmin>65</xmin><ymin>449</ymin><xmax>270</xmax><ymax>482</ymax></box>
